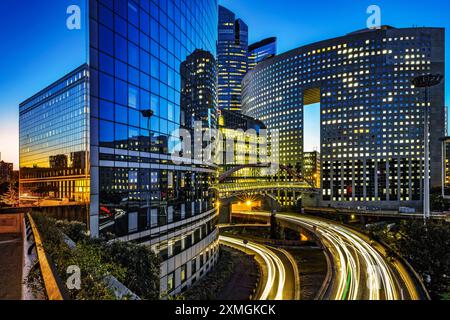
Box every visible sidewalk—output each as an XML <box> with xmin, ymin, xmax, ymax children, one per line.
<box><xmin>0</xmin><ymin>234</ymin><xmax>23</xmax><ymax>300</ymax></box>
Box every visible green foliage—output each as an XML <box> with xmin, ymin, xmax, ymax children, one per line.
<box><xmin>69</xmin><ymin>242</ymin><xmax>123</xmax><ymax>300</ymax></box>
<box><xmin>430</xmin><ymin>193</ymin><xmax>446</xmax><ymax>212</ymax></box>
<box><xmin>383</xmin><ymin>221</ymin><xmax>450</xmax><ymax>300</ymax></box>
<box><xmin>442</xmin><ymin>289</ymin><xmax>450</xmax><ymax>300</ymax></box>
<box><xmin>103</xmin><ymin>241</ymin><xmax>161</xmax><ymax>300</ymax></box>
<box><xmin>55</xmin><ymin>220</ymin><xmax>88</xmax><ymax>243</ymax></box>
<box><xmin>30</xmin><ymin>213</ymin><xmax>160</xmax><ymax>300</ymax></box>
<box><xmin>31</xmin><ymin>214</ymin><xmax>119</xmax><ymax>300</ymax></box>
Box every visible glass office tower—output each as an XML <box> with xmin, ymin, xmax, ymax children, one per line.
<box><xmin>248</xmin><ymin>37</ymin><xmax>277</xmax><ymax>70</ymax></box>
<box><xmin>19</xmin><ymin>65</ymin><xmax>90</xmax><ymax>204</ymax></box>
<box><xmin>20</xmin><ymin>0</ymin><xmax>220</xmax><ymax>296</ymax></box>
<box><xmin>242</xmin><ymin>26</ymin><xmax>445</xmax><ymax>210</ymax></box>
<box><xmin>217</xmin><ymin>5</ymin><xmax>248</xmax><ymax>111</ymax></box>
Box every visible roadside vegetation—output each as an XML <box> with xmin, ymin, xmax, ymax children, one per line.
<box><xmin>28</xmin><ymin>213</ymin><xmax>160</xmax><ymax>300</ymax></box>
<box><xmin>182</xmin><ymin>247</ymin><xmax>236</xmax><ymax>300</ymax></box>
<box><xmin>372</xmin><ymin>220</ymin><xmax>450</xmax><ymax>300</ymax></box>
<box><xmin>182</xmin><ymin>246</ymin><xmax>259</xmax><ymax>300</ymax></box>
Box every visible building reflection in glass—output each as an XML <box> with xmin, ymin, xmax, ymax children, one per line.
<box><xmin>19</xmin><ymin>65</ymin><xmax>90</xmax><ymax>204</ymax></box>
<box><xmin>96</xmin><ymin>48</ymin><xmax>218</xmax><ymax>237</ymax></box>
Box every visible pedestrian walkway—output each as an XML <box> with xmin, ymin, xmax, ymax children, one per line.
<box><xmin>0</xmin><ymin>215</ymin><xmax>23</xmax><ymax>300</ymax></box>
<box><xmin>0</xmin><ymin>234</ymin><xmax>23</xmax><ymax>300</ymax></box>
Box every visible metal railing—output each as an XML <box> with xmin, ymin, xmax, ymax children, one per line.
<box><xmin>214</xmin><ymin>181</ymin><xmax>318</xmax><ymax>194</ymax></box>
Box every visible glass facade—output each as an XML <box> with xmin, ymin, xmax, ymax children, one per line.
<box><xmin>0</xmin><ymin>161</ymin><xmax>14</xmax><ymax>184</ymax></box>
<box><xmin>248</xmin><ymin>37</ymin><xmax>277</xmax><ymax>71</ymax></box>
<box><xmin>442</xmin><ymin>137</ymin><xmax>450</xmax><ymax>198</ymax></box>
<box><xmin>242</xmin><ymin>26</ymin><xmax>445</xmax><ymax>209</ymax></box>
<box><xmin>20</xmin><ymin>0</ymin><xmax>220</xmax><ymax>296</ymax></box>
<box><xmin>19</xmin><ymin>65</ymin><xmax>90</xmax><ymax>204</ymax></box>
<box><xmin>88</xmin><ymin>0</ymin><xmax>219</xmax><ymax>295</ymax></box>
<box><xmin>217</xmin><ymin>5</ymin><xmax>248</xmax><ymax>111</ymax></box>
<box><xmin>218</xmin><ymin>110</ymin><xmax>268</xmax><ymax>183</ymax></box>
<box><xmin>303</xmin><ymin>151</ymin><xmax>321</xmax><ymax>189</ymax></box>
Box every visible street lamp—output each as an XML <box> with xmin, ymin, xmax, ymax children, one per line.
<box><xmin>412</xmin><ymin>74</ymin><xmax>444</xmax><ymax>222</ymax></box>
<box><xmin>141</xmin><ymin>109</ymin><xmax>154</xmax><ymax>119</ymax></box>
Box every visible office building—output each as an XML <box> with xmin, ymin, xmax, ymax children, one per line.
<box><xmin>0</xmin><ymin>160</ymin><xmax>14</xmax><ymax>184</ymax></box>
<box><xmin>218</xmin><ymin>5</ymin><xmax>248</xmax><ymax>111</ymax></box>
<box><xmin>303</xmin><ymin>151</ymin><xmax>321</xmax><ymax>189</ymax></box>
<box><xmin>441</xmin><ymin>137</ymin><xmax>450</xmax><ymax>198</ymax></box>
<box><xmin>19</xmin><ymin>66</ymin><xmax>90</xmax><ymax>202</ymax></box>
<box><xmin>218</xmin><ymin>110</ymin><xmax>268</xmax><ymax>182</ymax></box>
<box><xmin>248</xmin><ymin>37</ymin><xmax>277</xmax><ymax>70</ymax></box>
<box><xmin>242</xmin><ymin>26</ymin><xmax>445</xmax><ymax>210</ymax></box>
<box><xmin>20</xmin><ymin>0</ymin><xmax>220</xmax><ymax>296</ymax></box>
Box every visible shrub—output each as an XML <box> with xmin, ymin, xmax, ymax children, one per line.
<box><xmin>30</xmin><ymin>213</ymin><xmax>160</xmax><ymax>300</ymax></box>
<box><xmin>104</xmin><ymin>241</ymin><xmax>161</xmax><ymax>300</ymax></box>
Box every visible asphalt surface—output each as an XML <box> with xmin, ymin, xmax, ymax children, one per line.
<box><xmin>235</xmin><ymin>211</ymin><xmax>424</xmax><ymax>300</ymax></box>
<box><xmin>286</xmin><ymin>247</ymin><xmax>328</xmax><ymax>300</ymax></box>
<box><xmin>216</xmin><ymin>246</ymin><xmax>259</xmax><ymax>300</ymax></box>
<box><xmin>0</xmin><ymin>234</ymin><xmax>23</xmax><ymax>300</ymax></box>
<box><xmin>276</xmin><ymin>213</ymin><xmax>422</xmax><ymax>300</ymax></box>
<box><xmin>220</xmin><ymin>235</ymin><xmax>299</xmax><ymax>300</ymax></box>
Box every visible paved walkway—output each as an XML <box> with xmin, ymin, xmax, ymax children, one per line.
<box><xmin>0</xmin><ymin>234</ymin><xmax>23</xmax><ymax>300</ymax></box>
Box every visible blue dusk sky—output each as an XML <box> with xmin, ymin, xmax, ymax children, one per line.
<box><xmin>0</xmin><ymin>0</ymin><xmax>449</xmax><ymax>168</ymax></box>
<box><xmin>0</xmin><ymin>0</ymin><xmax>86</xmax><ymax>169</ymax></box>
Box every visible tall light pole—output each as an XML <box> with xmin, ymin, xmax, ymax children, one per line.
<box><xmin>412</xmin><ymin>74</ymin><xmax>443</xmax><ymax>222</ymax></box>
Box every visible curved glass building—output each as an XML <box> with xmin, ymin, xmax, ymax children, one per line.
<box><xmin>242</xmin><ymin>26</ymin><xmax>445</xmax><ymax>210</ymax></box>
<box><xmin>20</xmin><ymin>0</ymin><xmax>220</xmax><ymax>296</ymax></box>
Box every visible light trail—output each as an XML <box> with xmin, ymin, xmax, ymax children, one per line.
<box><xmin>278</xmin><ymin>214</ymin><xmax>403</xmax><ymax>300</ymax></box>
<box><xmin>235</xmin><ymin>211</ymin><xmax>422</xmax><ymax>300</ymax></box>
<box><xmin>219</xmin><ymin>235</ymin><xmax>286</xmax><ymax>300</ymax></box>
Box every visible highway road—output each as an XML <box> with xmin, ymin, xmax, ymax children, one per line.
<box><xmin>219</xmin><ymin>235</ymin><xmax>299</xmax><ymax>300</ymax></box>
<box><xmin>235</xmin><ymin>212</ymin><xmax>424</xmax><ymax>300</ymax></box>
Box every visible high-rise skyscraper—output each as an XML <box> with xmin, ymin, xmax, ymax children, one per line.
<box><xmin>20</xmin><ymin>0</ymin><xmax>220</xmax><ymax>296</ymax></box>
<box><xmin>242</xmin><ymin>26</ymin><xmax>445</xmax><ymax>210</ymax></box>
<box><xmin>181</xmin><ymin>49</ymin><xmax>218</xmax><ymax>131</ymax></box>
<box><xmin>248</xmin><ymin>37</ymin><xmax>277</xmax><ymax>70</ymax></box>
<box><xmin>218</xmin><ymin>6</ymin><xmax>248</xmax><ymax>111</ymax></box>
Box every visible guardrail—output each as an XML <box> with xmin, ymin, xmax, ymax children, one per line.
<box><xmin>25</xmin><ymin>213</ymin><xmax>68</xmax><ymax>300</ymax></box>
<box><xmin>304</xmin><ymin>206</ymin><xmax>448</xmax><ymax>220</ymax></box>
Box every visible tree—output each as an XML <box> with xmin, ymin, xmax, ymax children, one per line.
<box><xmin>270</xmin><ymin>213</ymin><xmax>282</xmax><ymax>240</ymax></box>
<box><xmin>0</xmin><ymin>184</ymin><xmax>19</xmax><ymax>207</ymax></box>
<box><xmin>430</xmin><ymin>193</ymin><xmax>445</xmax><ymax>212</ymax></box>
<box><xmin>390</xmin><ymin>221</ymin><xmax>450</xmax><ymax>299</ymax></box>
<box><xmin>0</xmin><ymin>182</ymin><xmax>9</xmax><ymax>194</ymax></box>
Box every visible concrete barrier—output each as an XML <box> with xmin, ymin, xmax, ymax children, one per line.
<box><xmin>0</xmin><ymin>213</ymin><xmax>24</xmax><ymax>235</ymax></box>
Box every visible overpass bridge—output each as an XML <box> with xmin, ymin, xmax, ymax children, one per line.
<box><xmin>214</xmin><ymin>163</ymin><xmax>321</xmax><ymax>224</ymax></box>
<box><xmin>215</xmin><ymin>163</ymin><xmax>319</xmax><ymax>199</ymax></box>
<box><xmin>213</xmin><ymin>181</ymin><xmax>319</xmax><ymax>199</ymax></box>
